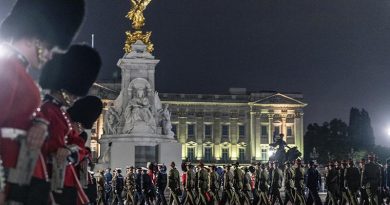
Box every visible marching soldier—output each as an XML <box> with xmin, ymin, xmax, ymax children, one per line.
<box><xmin>306</xmin><ymin>161</ymin><xmax>322</xmax><ymax>205</ymax></box>
<box><xmin>326</xmin><ymin>161</ymin><xmax>339</xmax><ymax>205</ymax></box>
<box><xmin>220</xmin><ymin>165</ymin><xmax>234</xmax><ymax>205</ymax></box>
<box><xmin>232</xmin><ymin>162</ymin><xmax>243</xmax><ymax>205</ymax></box>
<box><xmin>339</xmin><ymin>160</ymin><xmax>349</xmax><ymax>205</ymax></box>
<box><xmin>156</xmin><ymin>164</ymin><xmax>168</xmax><ymax>205</ymax></box>
<box><xmin>345</xmin><ymin>159</ymin><xmax>360</xmax><ymax>205</ymax></box>
<box><xmin>208</xmin><ymin>164</ymin><xmax>220</xmax><ymax>205</ymax></box>
<box><xmin>242</xmin><ymin>166</ymin><xmax>252</xmax><ymax>205</ymax></box>
<box><xmin>284</xmin><ymin>161</ymin><xmax>295</xmax><ymax>205</ymax></box>
<box><xmin>257</xmin><ymin>163</ymin><xmax>269</xmax><ymax>205</ymax></box>
<box><xmin>270</xmin><ymin>161</ymin><xmax>283</xmax><ymax>205</ymax></box>
<box><xmin>294</xmin><ymin>159</ymin><xmax>306</xmax><ymax>205</ymax></box>
<box><xmin>0</xmin><ymin>0</ymin><xmax>85</xmax><ymax>204</ymax></box>
<box><xmin>197</xmin><ymin>162</ymin><xmax>209</xmax><ymax>205</ymax></box>
<box><xmin>143</xmin><ymin>168</ymin><xmax>154</xmax><ymax>205</ymax></box>
<box><xmin>363</xmin><ymin>154</ymin><xmax>381</xmax><ymax>205</ymax></box>
<box><xmin>96</xmin><ymin>170</ymin><xmax>106</xmax><ymax>205</ymax></box>
<box><xmin>112</xmin><ymin>168</ymin><xmax>124</xmax><ymax>205</ymax></box>
<box><xmin>124</xmin><ymin>166</ymin><xmax>135</xmax><ymax>205</ymax></box>
<box><xmin>252</xmin><ymin>162</ymin><xmax>261</xmax><ymax>205</ymax></box>
<box><xmin>168</xmin><ymin>162</ymin><xmax>181</xmax><ymax>205</ymax></box>
<box><xmin>183</xmin><ymin>163</ymin><xmax>195</xmax><ymax>205</ymax></box>
<box><xmin>134</xmin><ymin>168</ymin><xmax>144</xmax><ymax>205</ymax></box>
<box><xmin>360</xmin><ymin>159</ymin><xmax>369</xmax><ymax>205</ymax></box>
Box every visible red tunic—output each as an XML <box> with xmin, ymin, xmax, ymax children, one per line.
<box><xmin>0</xmin><ymin>55</ymin><xmax>41</xmax><ymax>169</ymax></box>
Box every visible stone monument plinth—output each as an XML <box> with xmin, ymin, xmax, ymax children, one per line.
<box><xmin>97</xmin><ymin>41</ymin><xmax>181</xmax><ymax>169</ymax></box>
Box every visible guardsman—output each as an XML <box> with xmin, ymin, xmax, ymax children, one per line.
<box><xmin>208</xmin><ymin>164</ymin><xmax>219</xmax><ymax>205</ymax></box>
<box><xmin>252</xmin><ymin>162</ymin><xmax>261</xmax><ymax>205</ymax></box>
<box><xmin>374</xmin><ymin>156</ymin><xmax>385</xmax><ymax>205</ymax></box>
<box><xmin>306</xmin><ymin>161</ymin><xmax>322</xmax><ymax>205</ymax></box>
<box><xmin>105</xmin><ymin>168</ymin><xmax>113</xmax><ymax>205</ymax></box>
<box><xmin>326</xmin><ymin>161</ymin><xmax>339</xmax><ymax>205</ymax></box>
<box><xmin>363</xmin><ymin>155</ymin><xmax>381</xmax><ymax>205</ymax></box>
<box><xmin>96</xmin><ymin>170</ymin><xmax>106</xmax><ymax>205</ymax></box>
<box><xmin>183</xmin><ymin>163</ymin><xmax>195</xmax><ymax>205</ymax></box>
<box><xmin>258</xmin><ymin>163</ymin><xmax>269</xmax><ymax>205</ymax></box>
<box><xmin>197</xmin><ymin>162</ymin><xmax>209</xmax><ymax>205</ymax></box>
<box><xmin>220</xmin><ymin>165</ymin><xmax>234</xmax><ymax>205</ymax></box>
<box><xmin>168</xmin><ymin>162</ymin><xmax>180</xmax><ymax>205</ymax></box>
<box><xmin>294</xmin><ymin>159</ymin><xmax>306</xmax><ymax>205</ymax></box>
<box><xmin>124</xmin><ymin>166</ymin><xmax>135</xmax><ymax>205</ymax></box>
<box><xmin>38</xmin><ymin>45</ymin><xmax>101</xmax><ymax>205</ymax></box>
<box><xmin>0</xmin><ymin>0</ymin><xmax>85</xmax><ymax>204</ymax></box>
<box><xmin>134</xmin><ymin>168</ymin><xmax>144</xmax><ymax>205</ymax></box>
<box><xmin>345</xmin><ymin>159</ymin><xmax>360</xmax><ymax>205</ymax></box>
<box><xmin>143</xmin><ymin>168</ymin><xmax>154</xmax><ymax>205</ymax></box>
<box><xmin>270</xmin><ymin>161</ymin><xmax>283</xmax><ymax>205</ymax></box>
<box><xmin>112</xmin><ymin>168</ymin><xmax>124</xmax><ymax>205</ymax></box>
<box><xmin>284</xmin><ymin>161</ymin><xmax>295</xmax><ymax>205</ymax></box>
<box><xmin>360</xmin><ymin>159</ymin><xmax>369</xmax><ymax>205</ymax></box>
<box><xmin>156</xmin><ymin>164</ymin><xmax>168</xmax><ymax>205</ymax></box>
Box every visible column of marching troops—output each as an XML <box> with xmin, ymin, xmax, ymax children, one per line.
<box><xmin>0</xmin><ymin>0</ymin><xmax>107</xmax><ymax>204</ymax></box>
<box><xmin>96</xmin><ymin>156</ymin><xmax>389</xmax><ymax>205</ymax></box>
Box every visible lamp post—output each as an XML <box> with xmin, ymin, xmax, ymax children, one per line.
<box><xmin>310</xmin><ymin>147</ymin><xmax>319</xmax><ymax>163</ymax></box>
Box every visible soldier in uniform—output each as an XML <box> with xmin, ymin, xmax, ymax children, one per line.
<box><xmin>105</xmin><ymin>168</ymin><xmax>114</xmax><ymax>205</ymax></box>
<box><xmin>208</xmin><ymin>164</ymin><xmax>220</xmax><ymax>205</ymax></box>
<box><xmin>112</xmin><ymin>168</ymin><xmax>124</xmax><ymax>205</ymax></box>
<box><xmin>306</xmin><ymin>161</ymin><xmax>322</xmax><ymax>205</ymax></box>
<box><xmin>258</xmin><ymin>163</ymin><xmax>270</xmax><ymax>205</ymax></box>
<box><xmin>339</xmin><ymin>160</ymin><xmax>349</xmax><ymax>205</ymax></box>
<box><xmin>284</xmin><ymin>161</ymin><xmax>295</xmax><ymax>205</ymax></box>
<box><xmin>252</xmin><ymin>162</ymin><xmax>261</xmax><ymax>205</ymax></box>
<box><xmin>294</xmin><ymin>159</ymin><xmax>306</xmax><ymax>205</ymax></box>
<box><xmin>0</xmin><ymin>1</ymin><xmax>85</xmax><ymax>204</ymax></box>
<box><xmin>197</xmin><ymin>162</ymin><xmax>209</xmax><ymax>205</ymax></box>
<box><xmin>242</xmin><ymin>166</ymin><xmax>252</xmax><ymax>205</ymax></box>
<box><xmin>96</xmin><ymin>170</ymin><xmax>106</xmax><ymax>205</ymax></box>
<box><xmin>183</xmin><ymin>163</ymin><xmax>195</xmax><ymax>205</ymax></box>
<box><xmin>270</xmin><ymin>161</ymin><xmax>283</xmax><ymax>205</ymax></box>
<box><xmin>231</xmin><ymin>162</ymin><xmax>243</xmax><ymax>205</ymax></box>
<box><xmin>345</xmin><ymin>159</ymin><xmax>360</xmax><ymax>205</ymax></box>
<box><xmin>363</xmin><ymin>154</ymin><xmax>381</xmax><ymax>205</ymax></box>
<box><xmin>168</xmin><ymin>162</ymin><xmax>180</xmax><ymax>205</ymax></box>
<box><xmin>124</xmin><ymin>166</ymin><xmax>135</xmax><ymax>205</ymax></box>
<box><xmin>326</xmin><ymin>161</ymin><xmax>339</xmax><ymax>205</ymax></box>
<box><xmin>143</xmin><ymin>168</ymin><xmax>154</xmax><ymax>205</ymax></box>
<box><xmin>134</xmin><ymin>168</ymin><xmax>144</xmax><ymax>205</ymax></box>
<box><xmin>360</xmin><ymin>159</ymin><xmax>369</xmax><ymax>205</ymax></box>
<box><xmin>220</xmin><ymin>165</ymin><xmax>234</xmax><ymax>205</ymax></box>
<box><xmin>156</xmin><ymin>164</ymin><xmax>168</xmax><ymax>205</ymax></box>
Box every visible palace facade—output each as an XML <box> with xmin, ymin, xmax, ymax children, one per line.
<box><xmin>89</xmin><ymin>85</ymin><xmax>307</xmax><ymax>164</ymax></box>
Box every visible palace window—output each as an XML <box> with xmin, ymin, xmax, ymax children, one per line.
<box><xmin>286</xmin><ymin>126</ymin><xmax>294</xmax><ymax>144</ymax></box>
<box><xmin>261</xmin><ymin>125</ymin><xmax>268</xmax><ymax>137</ymax></box>
<box><xmin>187</xmin><ymin>124</ymin><xmax>195</xmax><ymax>138</ymax></box>
<box><xmin>222</xmin><ymin>125</ymin><xmax>229</xmax><ymax>138</ymax></box>
<box><xmin>204</xmin><ymin>147</ymin><xmax>212</xmax><ymax>162</ymax></box>
<box><xmin>261</xmin><ymin>149</ymin><xmax>267</xmax><ymax>161</ymax></box>
<box><xmin>187</xmin><ymin>147</ymin><xmax>195</xmax><ymax>161</ymax></box>
<box><xmin>172</xmin><ymin>124</ymin><xmax>177</xmax><ymax>139</ymax></box>
<box><xmin>204</xmin><ymin>124</ymin><xmax>212</xmax><ymax>138</ymax></box>
<box><xmin>221</xmin><ymin>148</ymin><xmax>229</xmax><ymax>162</ymax></box>
<box><xmin>274</xmin><ymin>126</ymin><xmax>280</xmax><ymax>136</ymax></box>
<box><xmin>239</xmin><ymin>148</ymin><xmax>245</xmax><ymax>161</ymax></box>
<box><xmin>287</xmin><ymin>126</ymin><xmax>293</xmax><ymax>137</ymax></box>
<box><xmin>239</xmin><ymin>125</ymin><xmax>245</xmax><ymax>138</ymax></box>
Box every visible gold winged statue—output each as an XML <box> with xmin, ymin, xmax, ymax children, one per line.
<box><xmin>126</xmin><ymin>0</ymin><xmax>152</xmax><ymax>30</ymax></box>
<box><xmin>124</xmin><ymin>0</ymin><xmax>154</xmax><ymax>53</ymax></box>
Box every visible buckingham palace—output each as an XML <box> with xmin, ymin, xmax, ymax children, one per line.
<box><xmin>89</xmin><ymin>84</ymin><xmax>307</xmax><ymax>164</ymax></box>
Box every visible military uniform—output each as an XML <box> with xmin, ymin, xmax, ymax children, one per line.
<box><xmin>220</xmin><ymin>166</ymin><xmax>234</xmax><ymax>205</ymax></box>
<box><xmin>306</xmin><ymin>163</ymin><xmax>322</xmax><ymax>205</ymax></box>
<box><xmin>124</xmin><ymin>169</ymin><xmax>135</xmax><ymax>205</ymax></box>
<box><xmin>326</xmin><ymin>165</ymin><xmax>339</xmax><ymax>205</ymax></box>
<box><xmin>284</xmin><ymin>163</ymin><xmax>295</xmax><ymax>205</ymax></box>
<box><xmin>345</xmin><ymin>162</ymin><xmax>360</xmax><ymax>205</ymax></box>
<box><xmin>183</xmin><ymin>167</ymin><xmax>195</xmax><ymax>205</ymax></box>
<box><xmin>156</xmin><ymin>166</ymin><xmax>168</xmax><ymax>205</ymax></box>
<box><xmin>168</xmin><ymin>165</ymin><xmax>180</xmax><ymax>205</ymax></box>
<box><xmin>363</xmin><ymin>160</ymin><xmax>381</xmax><ymax>205</ymax></box>
<box><xmin>96</xmin><ymin>171</ymin><xmax>106</xmax><ymax>205</ymax></box>
<box><xmin>197</xmin><ymin>166</ymin><xmax>209</xmax><ymax>205</ymax></box>
<box><xmin>257</xmin><ymin>165</ymin><xmax>269</xmax><ymax>205</ymax></box>
<box><xmin>242</xmin><ymin>168</ymin><xmax>252</xmax><ymax>205</ymax></box>
<box><xmin>294</xmin><ymin>163</ymin><xmax>306</xmax><ymax>205</ymax></box>
<box><xmin>270</xmin><ymin>164</ymin><xmax>283</xmax><ymax>205</ymax></box>
<box><xmin>208</xmin><ymin>166</ymin><xmax>220</xmax><ymax>205</ymax></box>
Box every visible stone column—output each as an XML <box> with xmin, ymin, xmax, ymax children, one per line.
<box><xmin>250</xmin><ymin>107</ymin><xmax>256</xmax><ymax>160</ymax></box>
<box><xmin>255</xmin><ymin>114</ymin><xmax>261</xmax><ymax>160</ymax></box>
<box><xmin>282</xmin><ymin>115</ymin><xmax>287</xmax><ymax>135</ymax></box>
<box><xmin>268</xmin><ymin>114</ymin><xmax>273</xmax><ymax>144</ymax></box>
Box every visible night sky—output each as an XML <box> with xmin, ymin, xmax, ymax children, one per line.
<box><xmin>2</xmin><ymin>0</ymin><xmax>390</xmax><ymax>146</ymax></box>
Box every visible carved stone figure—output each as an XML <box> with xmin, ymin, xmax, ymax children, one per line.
<box><xmin>123</xmin><ymin>79</ymin><xmax>156</xmax><ymax>133</ymax></box>
<box><xmin>104</xmin><ymin>108</ymin><xmax>120</xmax><ymax>134</ymax></box>
<box><xmin>160</xmin><ymin>104</ymin><xmax>173</xmax><ymax>136</ymax></box>
<box><xmin>126</xmin><ymin>0</ymin><xmax>152</xmax><ymax>30</ymax></box>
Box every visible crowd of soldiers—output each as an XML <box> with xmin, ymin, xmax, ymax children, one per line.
<box><xmin>94</xmin><ymin>155</ymin><xmax>389</xmax><ymax>205</ymax></box>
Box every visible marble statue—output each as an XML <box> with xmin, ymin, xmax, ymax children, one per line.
<box><xmin>160</xmin><ymin>104</ymin><xmax>173</xmax><ymax>136</ymax></box>
<box><xmin>104</xmin><ymin>107</ymin><xmax>120</xmax><ymax>134</ymax></box>
<box><xmin>123</xmin><ymin>78</ymin><xmax>156</xmax><ymax>133</ymax></box>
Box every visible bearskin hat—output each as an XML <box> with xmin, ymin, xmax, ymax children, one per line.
<box><xmin>67</xmin><ymin>96</ymin><xmax>103</xmax><ymax>129</ymax></box>
<box><xmin>39</xmin><ymin>44</ymin><xmax>101</xmax><ymax>96</ymax></box>
<box><xmin>0</xmin><ymin>0</ymin><xmax>85</xmax><ymax>50</ymax></box>
<box><xmin>181</xmin><ymin>162</ymin><xmax>187</xmax><ymax>172</ymax></box>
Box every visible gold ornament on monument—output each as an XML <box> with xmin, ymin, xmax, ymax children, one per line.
<box><xmin>124</xmin><ymin>0</ymin><xmax>154</xmax><ymax>53</ymax></box>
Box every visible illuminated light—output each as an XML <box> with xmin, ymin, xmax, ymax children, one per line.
<box><xmin>268</xmin><ymin>149</ymin><xmax>275</xmax><ymax>157</ymax></box>
<box><xmin>0</xmin><ymin>45</ymin><xmax>8</xmax><ymax>57</ymax></box>
<box><xmin>387</xmin><ymin>127</ymin><xmax>390</xmax><ymax>136</ymax></box>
